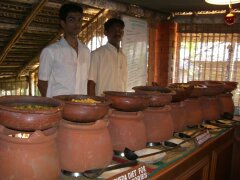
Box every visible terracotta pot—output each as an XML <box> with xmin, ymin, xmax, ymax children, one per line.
<box><xmin>190</xmin><ymin>85</ymin><xmax>207</xmax><ymax>98</ymax></box>
<box><xmin>0</xmin><ymin>95</ymin><xmax>62</xmax><ymax>131</ymax></box>
<box><xmin>132</xmin><ymin>86</ymin><xmax>174</xmax><ymax>107</ymax></box>
<box><xmin>183</xmin><ymin>98</ymin><xmax>203</xmax><ymax>126</ymax></box>
<box><xmin>208</xmin><ymin>81</ymin><xmax>238</xmax><ymax>93</ymax></box>
<box><xmin>218</xmin><ymin>93</ymin><xmax>235</xmax><ymax>116</ymax></box>
<box><xmin>104</xmin><ymin>91</ymin><xmax>150</xmax><ymax>112</ymax></box>
<box><xmin>200</xmin><ymin>96</ymin><xmax>221</xmax><ymax>121</ymax></box>
<box><xmin>168</xmin><ymin>83</ymin><xmax>194</xmax><ymax>102</ymax></box>
<box><xmin>0</xmin><ymin>125</ymin><xmax>60</xmax><ymax>180</ymax></box>
<box><xmin>222</xmin><ymin>81</ymin><xmax>238</xmax><ymax>93</ymax></box>
<box><xmin>57</xmin><ymin>119</ymin><xmax>113</xmax><ymax>172</ymax></box>
<box><xmin>189</xmin><ymin>81</ymin><xmax>224</xmax><ymax>96</ymax></box>
<box><xmin>170</xmin><ymin>102</ymin><xmax>187</xmax><ymax>132</ymax></box>
<box><xmin>143</xmin><ymin>106</ymin><xmax>174</xmax><ymax>142</ymax></box>
<box><xmin>108</xmin><ymin>110</ymin><xmax>147</xmax><ymax>151</ymax></box>
<box><xmin>54</xmin><ymin>95</ymin><xmax>109</xmax><ymax>122</ymax></box>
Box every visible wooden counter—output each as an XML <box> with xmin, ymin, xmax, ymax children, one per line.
<box><xmin>151</xmin><ymin>128</ymin><xmax>235</xmax><ymax>180</ymax></box>
<box><xmin>60</xmin><ymin>125</ymin><xmax>239</xmax><ymax>180</ymax></box>
<box><xmin>231</xmin><ymin>125</ymin><xmax>240</xmax><ymax>180</ymax></box>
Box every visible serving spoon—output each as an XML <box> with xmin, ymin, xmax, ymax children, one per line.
<box><xmin>124</xmin><ymin>130</ymin><xmax>204</xmax><ymax>161</ymax></box>
<box><xmin>81</xmin><ymin>160</ymin><xmax>138</xmax><ymax>179</ymax></box>
<box><xmin>62</xmin><ymin>160</ymin><xmax>138</xmax><ymax>179</ymax></box>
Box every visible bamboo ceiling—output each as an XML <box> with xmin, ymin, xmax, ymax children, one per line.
<box><xmin>0</xmin><ymin>0</ymin><xmax>103</xmax><ymax>78</ymax></box>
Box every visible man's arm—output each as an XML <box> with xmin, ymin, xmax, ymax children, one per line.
<box><xmin>38</xmin><ymin>79</ymin><xmax>48</xmax><ymax>97</ymax></box>
<box><xmin>87</xmin><ymin>80</ymin><xmax>96</xmax><ymax>96</ymax></box>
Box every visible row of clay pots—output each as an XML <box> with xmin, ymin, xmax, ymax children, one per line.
<box><xmin>109</xmin><ymin>93</ymin><xmax>235</xmax><ymax>151</ymax></box>
<box><xmin>174</xmin><ymin>93</ymin><xmax>234</xmax><ymax>126</ymax></box>
<box><xmin>109</xmin><ymin>105</ymin><xmax>183</xmax><ymax>150</ymax></box>
<box><xmin>0</xmin><ymin>93</ymin><xmax>234</xmax><ymax>179</ymax></box>
<box><xmin>193</xmin><ymin>93</ymin><xmax>234</xmax><ymax>120</ymax></box>
<box><xmin>0</xmin><ymin>119</ymin><xmax>113</xmax><ymax>179</ymax></box>
<box><xmin>179</xmin><ymin>94</ymin><xmax>234</xmax><ymax>126</ymax></box>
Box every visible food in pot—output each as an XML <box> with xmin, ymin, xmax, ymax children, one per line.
<box><xmin>172</xmin><ymin>84</ymin><xmax>189</xmax><ymax>89</ymax></box>
<box><xmin>71</xmin><ymin>98</ymin><xmax>100</xmax><ymax>104</ymax></box>
<box><xmin>12</xmin><ymin>105</ymin><xmax>54</xmax><ymax>110</ymax></box>
<box><xmin>194</xmin><ymin>85</ymin><xmax>206</xmax><ymax>88</ymax></box>
<box><xmin>170</xmin><ymin>84</ymin><xmax>195</xmax><ymax>90</ymax></box>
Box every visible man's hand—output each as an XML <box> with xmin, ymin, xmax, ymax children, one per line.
<box><xmin>37</xmin><ymin>80</ymin><xmax>48</xmax><ymax>97</ymax></box>
<box><xmin>87</xmin><ymin>80</ymin><xmax>96</xmax><ymax>96</ymax></box>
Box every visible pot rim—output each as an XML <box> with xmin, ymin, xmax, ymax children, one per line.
<box><xmin>108</xmin><ymin>109</ymin><xmax>144</xmax><ymax>118</ymax></box>
<box><xmin>0</xmin><ymin>95</ymin><xmax>63</xmax><ymax>114</ymax></box>
<box><xmin>59</xmin><ymin>118</ymin><xmax>109</xmax><ymax>130</ymax></box>
<box><xmin>0</xmin><ymin>125</ymin><xmax>57</xmax><ymax>144</ymax></box>
<box><xmin>104</xmin><ymin>91</ymin><xmax>151</xmax><ymax>99</ymax></box>
<box><xmin>132</xmin><ymin>86</ymin><xmax>176</xmax><ymax>96</ymax></box>
<box><xmin>54</xmin><ymin>94</ymin><xmax>109</xmax><ymax>106</ymax></box>
<box><xmin>144</xmin><ymin>105</ymin><xmax>171</xmax><ymax>112</ymax></box>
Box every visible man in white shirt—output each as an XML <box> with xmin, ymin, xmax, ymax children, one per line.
<box><xmin>38</xmin><ymin>3</ymin><xmax>90</xmax><ymax>97</ymax></box>
<box><xmin>88</xmin><ymin>18</ymin><xmax>128</xmax><ymax>96</ymax></box>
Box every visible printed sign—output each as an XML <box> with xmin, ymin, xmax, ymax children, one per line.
<box><xmin>122</xmin><ymin>15</ymin><xmax>148</xmax><ymax>91</ymax></box>
<box><xmin>108</xmin><ymin>164</ymin><xmax>148</xmax><ymax>180</ymax></box>
<box><xmin>194</xmin><ymin>130</ymin><xmax>212</xmax><ymax>146</ymax></box>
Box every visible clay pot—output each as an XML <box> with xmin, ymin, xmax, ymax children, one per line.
<box><xmin>222</xmin><ymin>81</ymin><xmax>238</xmax><ymax>93</ymax></box>
<box><xmin>54</xmin><ymin>95</ymin><xmax>109</xmax><ymax>122</ymax></box>
<box><xmin>0</xmin><ymin>125</ymin><xmax>60</xmax><ymax>180</ymax></box>
<box><xmin>170</xmin><ymin>102</ymin><xmax>187</xmax><ymax>132</ymax></box>
<box><xmin>189</xmin><ymin>81</ymin><xmax>224</xmax><ymax>96</ymax></box>
<box><xmin>104</xmin><ymin>91</ymin><xmax>150</xmax><ymax>112</ymax></box>
<box><xmin>143</xmin><ymin>106</ymin><xmax>174</xmax><ymax>142</ymax></box>
<box><xmin>0</xmin><ymin>96</ymin><xmax>62</xmax><ymax>131</ymax></box>
<box><xmin>218</xmin><ymin>93</ymin><xmax>235</xmax><ymax>117</ymax></box>
<box><xmin>168</xmin><ymin>83</ymin><xmax>194</xmax><ymax>102</ymax></box>
<box><xmin>204</xmin><ymin>81</ymin><xmax>238</xmax><ymax>94</ymax></box>
<box><xmin>183</xmin><ymin>98</ymin><xmax>203</xmax><ymax>126</ymax></box>
<box><xmin>132</xmin><ymin>86</ymin><xmax>174</xmax><ymax>107</ymax></box>
<box><xmin>200</xmin><ymin>96</ymin><xmax>221</xmax><ymax>121</ymax></box>
<box><xmin>57</xmin><ymin>119</ymin><xmax>113</xmax><ymax>172</ymax></box>
<box><xmin>108</xmin><ymin>110</ymin><xmax>147</xmax><ymax>151</ymax></box>
<box><xmin>190</xmin><ymin>84</ymin><xmax>207</xmax><ymax>98</ymax></box>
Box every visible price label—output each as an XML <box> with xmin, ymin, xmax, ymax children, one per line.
<box><xmin>194</xmin><ymin>131</ymin><xmax>212</xmax><ymax>146</ymax></box>
<box><xmin>108</xmin><ymin>163</ymin><xmax>148</xmax><ymax>180</ymax></box>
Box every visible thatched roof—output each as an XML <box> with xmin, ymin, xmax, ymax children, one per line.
<box><xmin>0</xmin><ymin>0</ymin><xmax>103</xmax><ymax>79</ymax></box>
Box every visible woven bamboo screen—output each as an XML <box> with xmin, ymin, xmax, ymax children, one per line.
<box><xmin>173</xmin><ymin>23</ymin><xmax>240</xmax><ymax>114</ymax></box>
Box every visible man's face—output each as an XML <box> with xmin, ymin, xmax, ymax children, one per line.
<box><xmin>60</xmin><ymin>12</ymin><xmax>83</xmax><ymax>36</ymax></box>
<box><xmin>105</xmin><ymin>24</ymin><xmax>124</xmax><ymax>44</ymax></box>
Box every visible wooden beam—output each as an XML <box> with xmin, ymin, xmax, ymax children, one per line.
<box><xmin>71</xmin><ymin>0</ymin><xmax>127</xmax><ymax>12</ymax></box>
<box><xmin>0</xmin><ymin>0</ymin><xmax>48</xmax><ymax>65</ymax></box>
<box><xmin>0</xmin><ymin>23</ymin><xmax>17</xmax><ymax>29</ymax></box>
<box><xmin>0</xmin><ymin>65</ymin><xmax>21</xmax><ymax>68</ymax></box>
<box><xmin>18</xmin><ymin>8</ymin><xmax>106</xmax><ymax>76</ymax></box>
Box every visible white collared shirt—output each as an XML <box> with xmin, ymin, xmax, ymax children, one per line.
<box><xmin>38</xmin><ymin>37</ymin><xmax>90</xmax><ymax>97</ymax></box>
<box><xmin>88</xmin><ymin>42</ymin><xmax>128</xmax><ymax>96</ymax></box>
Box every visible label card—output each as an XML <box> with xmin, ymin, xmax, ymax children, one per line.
<box><xmin>194</xmin><ymin>130</ymin><xmax>212</xmax><ymax>146</ymax></box>
<box><xmin>108</xmin><ymin>163</ymin><xmax>148</xmax><ymax>180</ymax></box>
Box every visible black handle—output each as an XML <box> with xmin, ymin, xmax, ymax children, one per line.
<box><xmin>138</xmin><ymin>130</ymin><xmax>205</xmax><ymax>159</ymax></box>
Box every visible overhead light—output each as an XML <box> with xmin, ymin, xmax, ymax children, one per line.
<box><xmin>205</xmin><ymin>0</ymin><xmax>240</xmax><ymax>5</ymax></box>
<box><xmin>225</xmin><ymin>12</ymin><xmax>236</xmax><ymax>25</ymax></box>
<box><xmin>205</xmin><ymin>0</ymin><xmax>238</xmax><ymax>25</ymax></box>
